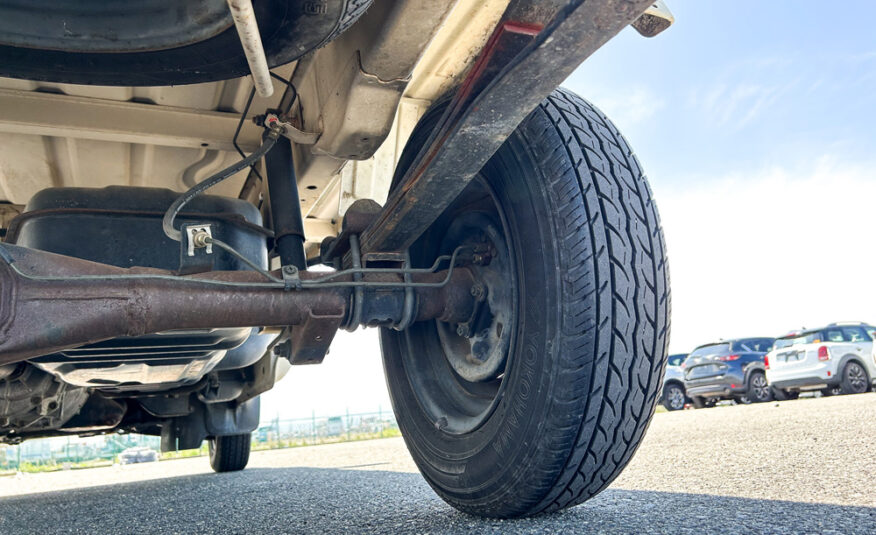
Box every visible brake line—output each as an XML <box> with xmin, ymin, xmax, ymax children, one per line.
<box><xmin>162</xmin><ymin>132</ymin><xmax>279</xmax><ymax>243</ymax></box>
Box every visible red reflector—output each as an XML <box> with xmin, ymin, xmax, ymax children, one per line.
<box><xmin>764</xmin><ymin>355</ymin><xmax>770</xmax><ymax>370</ymax></box>
<box><xmin>718</xmin><ymin>354</ymin><xmax>740</xmax><ymax>361</ymax></box>
<box><xmin>827</xmin><ymin>371</ymin><xmax>831</xmax><ymax>377</ymax></box>
<box><xmin>730</xmin><ymin>384</ymin><xmax>737</xmax><ymax>388</ymax></box>
<box><xmin>818</xmin><ymin>346</ymin><xmax>830</xmax><ymax>361</ymax></box>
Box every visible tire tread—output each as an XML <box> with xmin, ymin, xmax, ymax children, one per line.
<box><xmin>523</xmin><ymin>89</ymin><xmax>670</xmax><ymax>514</ymax></box>
<box><xmin>210</xmin><ymin>433</ymin><xmax>251</xmax><ymax>473</ymax></box>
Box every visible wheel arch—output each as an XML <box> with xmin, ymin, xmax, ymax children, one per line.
<box><xmin>836</xmin><ymin>354</ymin><xmax>871</xmax><ymax>381</ymax></box>
<box><xmin>663</xmin><ymin>378</ymin><xmax>685</xmax><ymax>392</ymax></box>
<box><xmin>743</xmin><ymin>362</ymin><xmax>766</xmax><ymax>386</ymax></box>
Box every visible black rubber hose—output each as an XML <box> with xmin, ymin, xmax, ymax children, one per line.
<box><xmin>163</xmin><ymin>134</ymin><xmax>278</xmax><ymax>242</ymax></box>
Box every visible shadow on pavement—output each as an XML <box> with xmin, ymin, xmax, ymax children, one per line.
<box><xmin>1</xmin><ymin>467</ymin><xmax>873</xmax><ymax>534</ymax></box>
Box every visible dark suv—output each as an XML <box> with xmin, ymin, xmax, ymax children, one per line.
<box><xmin>682</xmin><ymin>338</ymin><xmax>776</xmax><ymax>408</ymax></box>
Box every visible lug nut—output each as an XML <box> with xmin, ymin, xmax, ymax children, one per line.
<box><xmin>470</xmin><ymin>283</ymin><xmax>486</xmax><ymax>300</ymax></box>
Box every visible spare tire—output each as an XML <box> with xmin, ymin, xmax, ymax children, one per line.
<box><xmin>0</xmin><ymin>0</ymin><xmax>372</xmax><ymax>86</ymax></box>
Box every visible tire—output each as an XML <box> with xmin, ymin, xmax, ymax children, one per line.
<box><xmin>0</xmin><ymin>0</ymin><xmax>372</xmax><ymax>86</ymax></box>
<box><xmin>772</xmin><ymin>387</ymin><xmax>799</xmax><ymax>401</ymax></box>
<box><xmin>691</xmin><ymin>396</ymin><xmax>715</xmax><ymax>409</ymax></box>
<box><xmin>840</xmin><ymin>361</ymin><xmax>870</xmax><ymax>395</ymax></box>
<box><xmin>662</xmin><ymin>383</ymin><xmax>687</xmax><ymax>411</ymax></box>
<box><xmin>209</xmin><ymin>433</ymin><xmax>251</xmax><ymax>473</ymax></box>
<box><xmin>326</xmin><ymin>0</ymin><xmax>374</xmax><ymax>42</ymax></box>
<box><xmin>746</xmin><ymin>371</ymin><xmax>773</xmax><ymax>403</ymax></box>
<box><xmin>381</xmin><ymin>89</ymin><xmax>670</xmax><ymax>518</ymax></box>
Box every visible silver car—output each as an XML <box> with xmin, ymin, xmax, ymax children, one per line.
<box><xmin>661</xmin><ymin>354</ymin><xmax>689</xmax><ymax>411</ymax></box>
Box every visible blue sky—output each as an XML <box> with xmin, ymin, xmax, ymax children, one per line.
<box><xmin>566</xmin><ymin>0</ymin><xmax>876</xmax><ymax>189</ymax></box>
<box><xmin>261</xmin><ymin>1</ymin><xmax>876</xmax><ymax>420</ymax></box>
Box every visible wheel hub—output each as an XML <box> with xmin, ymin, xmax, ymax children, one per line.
<box><xmin>668</xmin><ymin>387</ymin><xmax>685</xmax><ymax>409</ymax></box>
<box><xmin>436</xmin><ymin>212</ymin><xmax>514</xmax><ymax>383</ymax></box>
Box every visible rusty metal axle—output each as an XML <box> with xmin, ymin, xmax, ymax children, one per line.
<box><xmin>0</xmin><ymin>244</ymin><xmax>475</xmax><ymax>365</ymax></box>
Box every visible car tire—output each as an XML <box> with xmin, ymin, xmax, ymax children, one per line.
<box><xmin>0</xmin><ymin>0</ymin><xmax>373</xmax><ymax>86</ymax></box>
<box><xmin>381</xmin><ymin>89</ymin><xmax>670</xmax><ymax>518</ymax></box>
<box><xmin>662</xmin><ymin>383</ymin><xmax>687</xmax><ymax>411</ymax></box>
<box><xmin>746</xmin><ymin>371</ymin><xmax>773</xmax><ymax>403</ymax></box>
<box><xmin>839</xmin><ymin>361</ymin><xmax>870</xmax><ymax>395</ymax></box>
<box><xmin>771</xmin><ymin>387</ymin><xmax>799</xmax><ymax>401</ymax></box>
<box><xmin>209</xmin><ymin>433</ymin><xmax>251</xmax><ymax>473</ymax></box>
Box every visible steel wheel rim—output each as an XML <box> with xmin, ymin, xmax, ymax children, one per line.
<box><xmin>399</xmin><ymin>175</ymin><xmax>519</xmax><ymax>435</ymax></box>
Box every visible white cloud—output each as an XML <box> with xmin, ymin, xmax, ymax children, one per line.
<box><xmin>587</xmin><ymin>86</ymin><xmax>666</xmax><ymax>130</ymax></box>
<box><xmin>656</xmin><ymin>157</ymin><xmax>876</xmax><ymax>353</ymax></box>
<box><xmin>689</xmin><ymin>79</ymin><xmax>797</xmax><ymax>130</ymax></box>
<box><xmin>262</xmin><ymin>158</ymin><xmax>876</xmax><ymax>419</ymax></box>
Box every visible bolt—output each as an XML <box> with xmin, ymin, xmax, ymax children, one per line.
<box><xmin>282</xmin><ymin>265</ymin><xmax>298</xmax><ymax>276</ymax></box>
<box><xmin>470</xmin><ymin>283</ymin><xmax>486</xmax><ymax>301</ymax></box>
<box><xmin>273</xmin><ymin>340</ymin><xmax>292</xmax><ymax>359</ymax></box>
<box><xmin>472</xmin><ymin>254</ymin><xmax>484</xmax><ymax>265</ymax></box>
<box><xmin>191</xmin><ymin>230</ymin><xmax>210</xmax><ymax>249</ymax></box>
<box><xmin>456</xmin><ymin>323</ymin><xmax>470</xmax><ymax>337</ymax></box>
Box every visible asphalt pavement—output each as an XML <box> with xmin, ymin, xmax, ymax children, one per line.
<box><xmin>1</xmin><ymin>393</ymin><xmax>874</xmax><ymax>534</ymax></box>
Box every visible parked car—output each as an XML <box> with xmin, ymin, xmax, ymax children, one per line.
<box><xmin>766</xmin><ymin>322</ymin><xmax>876</xmax><ymax>398</ymax></box>
<box><xmin>661</xmin><ymin>354</ymin><xmax>689</xmax><ymax>411</ymax></box>
<box><xmin>682</xmin><ymin>338</ymin><xmax>776</xmax><ymax>407</ymax></box>
<box><xmin>118</xmin><ymin>447</ymin><xmax>159</xmax><ymax>465</ymax></box>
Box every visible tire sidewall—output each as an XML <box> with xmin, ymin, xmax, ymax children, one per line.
<box><xmin>381</xmin><ymin>110</ymin><xmax>567</xmax><ymax>511</ymax></box>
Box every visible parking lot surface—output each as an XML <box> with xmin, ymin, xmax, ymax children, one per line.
<box><xmin>1</xmin><ymin>393</ymin><xmax>874</xmax><ymax>534</ymax></box>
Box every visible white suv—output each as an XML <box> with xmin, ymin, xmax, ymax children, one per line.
<box><xmin>766</xmin><ymin>323</ymin><xmax>876</xmax><ymax>399</ymax></box>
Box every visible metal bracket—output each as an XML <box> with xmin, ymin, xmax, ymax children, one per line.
<box><xmin>263</xmin><ymin>112</ymin><xmax>321</xmax><ymax>145</ymax></box>
<box><xmin>281</xmin><ymin>264</ymin><xmax>302</xmax><ymax>291</ymax></box>
<box><xmin>393</xmin><ymin>250</ymin><xmax>416</xmax><ymax>331</ymax></box>
<box><xmin>345</xmin><ymin>234</ymin><xmax>365</xmax><ymax>331</ymax></box>
<box><xmin>185</xmin><ymin>225</ymin><xmax>213</xmax><ymax>257</ymax></box>
<box><xmin>178</xmin><ymin>223</ymin><xmax>215</xmax><ymax>275</ymax></box>
<box><xmin>631</xmin><ymin>0</ymin><xmax>675</xmax><ymax>38</ymax></box>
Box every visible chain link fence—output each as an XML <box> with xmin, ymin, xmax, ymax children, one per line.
<box><xmin>1</xmin><ymin>409</ymin><xmax>398</xmax><ymax>474</ymax></box>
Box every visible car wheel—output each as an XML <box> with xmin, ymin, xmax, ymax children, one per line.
<box><xmin>771</xmin><ymin>387</ymin><xmax>799</xmax><ymax>401</ymax></box>
<box><xmin>662</xmin><ymin>384</ymin><xmax>687</xmax><ymax>411</ymax></box>
<box><xmin>208</xmin><ymin>433</ymin><xmax>251</xmax><ymax>473</ymax></box>
<box><xmin>381</xmin><ymin>89</ymin><xmax>670</xmax><ymax>518</ymax></box>
<box><xmin>746</xmin><ymin>372</ymin><xmax>773</xmax><ymax>403</ymax></box>
<box><xmin>840</xmin><ymin>361</ymin><xmax>870</xmax><ymax>395</ymax></box>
